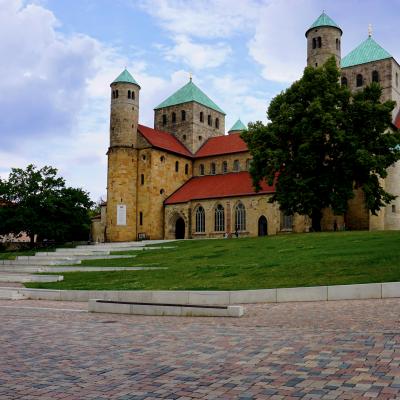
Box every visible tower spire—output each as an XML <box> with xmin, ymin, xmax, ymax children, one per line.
<box><xmin>368</xmin><ymin>23</ymin><xmax>373</xmax><ymax>37</ymax></box>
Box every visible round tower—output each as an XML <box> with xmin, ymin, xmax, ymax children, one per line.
<box><xmin>306</xmin><ymin>12</ymin><xmax>342</xmax><ymax>68</ymax></box>
<box><xmin>106</xmin><ymin>69</ymin><xmax>141</xmax><ymax>242</ymax></box>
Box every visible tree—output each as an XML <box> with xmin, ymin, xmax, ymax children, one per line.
<box><xmin>242</xmin><ymin>57</ymin><xmax>400</xmax><ymax>231</ymax></box>
<box><xmin>0</xmin><ymin>165</ymin><xmax>93</xmax><ymax>243</ymax></box>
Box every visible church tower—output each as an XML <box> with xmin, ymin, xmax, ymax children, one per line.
<box><xmin>306</xmin><ymin>12</ymin><xmax>342</xmax><ymax>68</ymax></box>
<box><xmin>106</xmin><ymin>69</ymin><xmax>140</xmax><ymax>242</ymax></box>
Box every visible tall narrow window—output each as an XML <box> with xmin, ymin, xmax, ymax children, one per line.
<box><xmin>131</xmin><ymin>91</ymin><xmax>135</xmax><ymax>100</ymax></box>
<box><xmin>396</xmin><ymin>72</ymin><xmax>399</xmax><ymax>87</ymax></box>
<box><xmin>215</xmin><ymin>118</ymin><xmax>219</xmax><ymax>129</ymax></box>
<box><xmin>235</xmin><ymin>203</ymin><xmax>246</xmax><ymax>231</ymax></box>
<box><xmin>199</xmin><ymin>164</ymin><xmax>205</xmax><ymax>175</ymax></box>
<box><xmin>372</xmin><ymin>70</ymin><xmax>379</xmax><ymax>83</ymax></box>
<box><xmin>140</xmin><ymin>174</ymin><xmax>144</xmax><ymax>185</ymax></box>
<box><xmin>336</xmin><ymin>38</ymin><xmax>339</xmax><ymax>50</ymax></box>
<box><xmin>172</xmin><ymin>112</ymin><xmax>176</xmax><ymax>123</ymax></box>
<box><xmin>222</xmin><ymin>161</ymin><xmax>228</xmax><ymax>174</ymax></box>
<box><xmin>356</xmin><ymin>74</ymin><xmax>363</xmax><ymax>87</ymax></box>
<box><xmin>341</xmin><ymin>76</ymin><xmax>348</xmax><ymax>87</ymax></box>
<box><xmin>128</xmin><ymin>90</ymin><xmax>131</xmax><ymax>99</ymax></box>
<box><xmin>162</xmin><ymin>114</ymin><xmax>167</xmax><ymax>126</ymax></box>
<box><xmin>181</xmin><ymin>110</ymin><xmax>186</xmax><ymax>121</ymax></box>
<box><xmin>200</xmin><ymin>111</ymin><xmax>204</xmax><ymax>122</ymax></box>
<box><xmin>112</xmin><ymin>90</ymin><xmax>115</xmax><ymax>99</ymax></box>
<box><xmin>312</xmin><ymin>38</ymin><xmax>316</xmax><ymax>49</ymax></box>
<box><xmin>115</xmin><ymin>90</ymin><xmax>119</xmax><ymax>98</ymax></box>
<box><xmin>139</xmin><ymin>212</ymin><xmax>143</xmax><ymax>226</ymax></box>
<box><xmin>185</xmin><ymin>164</ymin><xmax>189</xmax><ymax>174</ymax></box>
<box><xmin>233</xmin><ymin>159</ymin><xmax>240</xmax><ymax>172</ymax></box>
<box><xmin>214</xmin><ymin>205</ymin><xmax>225</xmax><ymax>232</ymax></box>
<box><xmin>317</xmin><ymin>36</ymin><xmax>322</xmax><ymax>48</ymax></box>
<box><xmin>195</xmin><ymin>206</ymin><xmax>205</xmax><ymax>233</ymax></box>
<box><xmin>208</xmin><ymin>115</ymin><xmax>212</xmax><ymax>126</ymax></box>
<box><xmin>175</xmin><ymin>161</ymin><xmax>179</xmax><ymax>172</ymax></box>
<box><xmin>210</xmin><ymin>162</ymin><xmax>216</xmax><ymax>175</ymax></box>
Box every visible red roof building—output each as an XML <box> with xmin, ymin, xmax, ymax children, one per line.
<box><xmin>194</xmin><ymin>132</ymin><xmax>248</xmax><ymax>158</ymax></box>
<box><xmin>395</xmin><ymin>110</ymin><xmax>400</xmax><ymax>129</ymax></box>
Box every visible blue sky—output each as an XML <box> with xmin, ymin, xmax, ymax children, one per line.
<box><xmin>1</xmin><ymin>0</ymin><xmax>400</xmax><ymax>201</ymax></box>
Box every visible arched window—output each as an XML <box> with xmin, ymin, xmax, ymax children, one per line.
<box><xmin>115</xmin><ymin>90</ymin><xmax>119</xmax><ymax>98</ymax></box>
<box><xmin>215</xmin><ymin>118</ymin><xmax>219</xmax><ymax>129</ymax></box>
<box><xmin>210</xmin><ymin>162</ymin><xmax>216</xmax><ymax>175</ymax></box>
<box><xmin>233</xmin><ymin>159</ymin><xmax>240</xmax><ymax>172</ymax></box>
<box><xmin>172</xmin><ymin>112</ymin><xmax>176</xmax><ymax>123</ymax></box>
<box><xmin>128</xmin><ymin>90</ymin><xmax>131</xmax><ymax>99</ymax></box>
<box><xmin>317</xmin><ymin>37</ymin><xmax>322</xmax><ymax>48</ymax></box>
<box><xmin>183</xmin><ymin>134</ymin><xmax>187</xmax><ymax>141</ymax></box>
<box><xmin>222</xmin><ymin>161</ymin><xmax>228</xmax><ymax>173</ymax></box>
<box><xmin>246</xmin><ymin>159</ymin><xmax>251</xmax><ymax>170</ymax></box>
<box><xmin>208</xmin><ymin>115</ymin><xmax>212</xmax><ymax>126</ymax></box>
<box><xmin>160</xmin><ymin>156</ymin><xmax>165</xmax><ymax>162</ymax></box>
<box><xmin>175</xmin><ymin>161</ymin><xmax>179</xmax><ymax>172</ymax></box>
<box><xmin>341</xmin><ymin>76</ymin><xmax>348</xmax><ymax>87</ymax></box>
<box><xmin>214</xmin><ymin>205</ymin><xmax>225</xmax><ymax>232</ymax></box>
<box><xmin>312</xmin><ymin>38</ymin><xmax>316</xmax><ymax>49</ymax></box>
<box><xmin>356</xmin><ymin>74</ymin><xmax>363</xmax><ymax>87</ymax></box>
<box><xmin>200</xmin><ymin>112</ymin><xmax>204</xmax><ymax>122</ymax></box>
<box><xmin>185</xmin><ymin>163</ymin><xmax>189</xmax><ymax>174</ymax></box>
<box><xmin>396</xmin><ymin>72</ymin><xmax>399</xmax><ymax>87</ymax></box>
<box><xmin>372</xmin><ymin>70</ymin><xmax>379</xmax><ymax>83</ymax></box>
<box><xmin>162</xmin><ymin>114</ymin><xmax>167</xmax><ymax>126</ymax></box>
<box><xmin>336</xmin><ymin>38</ymin><xmax>339</xmax><ymax>50</ymax></box>
<box><xmin>195</xmin><ymin>206</ymin><xmax>205</xmax><ymax>233</ymax></box>
<box><xmin>112</xmin><ymin>90</ymin><xmax>115</xmax><ymax>99</ymax></box>
<box><xmin>131</xmin><ymin>91</ymin><xmax>135</xmax><ymax>100</ymax></box>
<box><xmin>235</xmin><ymin>203</ymin><xmax>246</xmax><ymax>231</ymax></box>
<box><xmin>199</xmin><ymin>164</ymin><xmax>205</xmax><ymax>175</ymax></box>
<box><xmin>140</xmin><ymin>174</ymin><xmax>144</xmax><ymax>185</ymax></box>
<box><xmin>139</xmin><ymin>212</ymin><xmax>143</xmax><ymax>226</ymax></box>
<box><xmin>181</xmin><ymin>110</ymin><xmax>186</xmax><ymax>121</ymax></box>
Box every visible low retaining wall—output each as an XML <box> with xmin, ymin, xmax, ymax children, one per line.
<box><xmin>88</xmin><ymin>299</ymin><xmax>244</xmax><ymax>317</ymax></box>
<box><xmin>16</xmin><ymin>282</ymin><xmax>400</xmax><ymax>305</ymax></box>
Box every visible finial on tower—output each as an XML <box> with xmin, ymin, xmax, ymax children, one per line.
<box><xmin>368</xmin><ymin>24</ymin><xmax>373</xmax><ymax>37</ymax></box>
<box><xmin>189</xmin><ymin>72</ymin><xmax>192</xmax><ymax>82</ymax></box>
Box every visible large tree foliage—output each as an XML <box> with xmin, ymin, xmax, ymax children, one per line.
<box><xmin>0</xmin><ymin>165</ymin><xmax>93</xmax><ymax>243</ymax></box>
<box><xmin>242</xmin><ymin>57</ymin><xmax>400</xmax><ymax>231</ymax></box>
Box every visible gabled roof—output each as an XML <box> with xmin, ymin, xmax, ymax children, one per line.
<box><xmin>306</xmin><ymin>12</ymin><xmax>342</xmax><ymax>36</ymax></box>
<box><xmin>112</xmin><ymin>69</ymin><xmax>140</xmax><ymax>86</ymax></box>
<box><xmin>138</xmin><ymin>125</ymin><xmax>192</xmax><ymax>158</ymax></box>
<box><xmin>195</xmin><ymin>133</ymin><xmax>248</xmax><ymax>158</ymax></box>
<box><xmin>155</xmin><ymin>79</ymin><xmax>225</xmax><ymax>114</ymax></box>
<box><xmin>229</xmin><ymin>119</ymin><xmax>247</xmax><ymax>133</ymax></box>
<box><xmin>341</xmin><ymin>37</ymin><xmax>392</xmax><ymax>68</ymax></box>
<box><xmin>164</xmin><ymin>172</ymin><xmax>275</xmax><ymax>205</ymax></box>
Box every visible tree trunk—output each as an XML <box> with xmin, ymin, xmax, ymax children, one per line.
<box><xmin>311</xmin><ymin>209</ymin><xmax>322</xmax><ymax>232</ymax></box>
<box><xmin>29</xmin><ymin>233</ymin><xmax>35</xmax><ymax>246</ymax></box>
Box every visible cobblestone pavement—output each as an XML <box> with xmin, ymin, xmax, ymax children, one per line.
<box><xmin>1</xmin><ymin>298</ymin><xmax>400</xmax><ymax>400</ymax></box>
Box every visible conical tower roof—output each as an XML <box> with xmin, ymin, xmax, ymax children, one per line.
<box><xmin>306</xmin><ymin>12</ymin><xmax>342</xmax><ymax>36</ymax></box>
<box><xmin>112</xmin><ymin>68</ymin><xmax>140</xmax><ymax>86</ymax></box>
<box><xmin>155</xmin><ymin>79</ymin><xmax>225</xmax><ymax>114</ymax></box>
<box><xmin>341</xmin><ymin>36</ymin><xmax>392</xmax><ymax>68</ymax></box>
<box><xmin>228</xmin><ymin>119</ymin><xmax>247</xmax><ymax>133</ymax></box>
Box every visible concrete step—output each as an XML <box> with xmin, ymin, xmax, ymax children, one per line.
<box><xmin>41</xmin><ymin>250</ymin><xmax>111</xmax><ymax>256</ymax></box>
<box><xmin>0</xmin><ymin>259</ymin><xmax>81</xmax><ymax>266</ymax></box>
<box><xmin>0</xmin><ymin>273</ymin><xmax>64</xmax><ymax>283</ymax></box>
<box><xmin>16</xmin><ymin>254</ymin><xmax>135</xmax><ymax>262</ymax></box>
<box><xmin>0</xmin><ymin>287</ymin><xmax>25</xmax><ymax>300</ymax></box>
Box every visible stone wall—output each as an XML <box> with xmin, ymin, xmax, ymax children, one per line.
<box><xmin>306</xmin><ymin>26</ymin><xmax>341</xmax><ymax>68</ymax></box>
<box><xmin>193</xmin><ymin>152</ymin><xmax>251</xmax><ymax>176</ymax></box>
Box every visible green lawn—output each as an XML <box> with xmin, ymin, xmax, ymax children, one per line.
<box><xmin>25</xmin><ymin>231</ymin><xmax>400</xmax><ymax>291</ymax></box>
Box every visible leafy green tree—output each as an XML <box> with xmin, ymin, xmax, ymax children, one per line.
<box><xmin>0</xmin><ymin>165</ymin><xmax>93</xmax><ymax>243</ymax></box>
<box><xmin>242</xmin><ymin>57</ymin><xmax>400</xmax><ymax>231</ymax></box>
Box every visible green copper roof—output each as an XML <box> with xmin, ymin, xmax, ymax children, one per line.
<box><xmin>155</xmin><ymin>79</ymin><xmax>225</xmax><ymax>114</ymax></box>
<box><xmin>306</xmin><ymin>12</ymin><xmax>342</xmax><ymax>36</ymax></box>
<box><xmin>341</xmin><ymin>37</ymin><xmax>392</xmax><ymax>68</ymax></box>
<box><xmin>112</xmin><ymin>69</ymin><xmax>139</xmax><ymax>86</ymax></box>
<box><xmin>229</xmin><ymin>119</ymin><xmax>247</xmax><ymax>132</ymax></box>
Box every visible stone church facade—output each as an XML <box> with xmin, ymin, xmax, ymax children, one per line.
<box><xmin>94</xmin><ymin>13</ymin><xmax>400</xmax><ymax>242</ymax></box>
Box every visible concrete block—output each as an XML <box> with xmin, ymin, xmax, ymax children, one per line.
<box><xmin>188</xmin><ymin>291</ymin><xmax>230</xmax><ymax>305</ymax></box>
<box><xmin>21</xmin><ymin>288</ymin><xmax>61</xmax><ymax>301</ymax></box>
<box><xmin>227</xmin><ymin>306</ymin><xmax>245</xmax><ymax>317</ymax></box>
<box><xmin>60</xmin><ymin>290</ymin><xmax>91</xmax><ymax>302</ymax></box>
<box><xmin>151</xmin><ymin>291</ymin><xmax>190</xmax><ymax>305</ymax></box>
<box><xmin>328</xmin><ymin>283</ymin><xmax>381</xmax><ymax>301</ymax></box>
<box><xmin>117</xmin><ymin>291</ymin><xmax>153</xmax><ymax>303</ymax></box>
<box><xmin>381</xmin><ymin>282</ymin><xmax>400</xmax><ymax>298</ymax></box>
<box><xmin>277</xmin><ymin>286</ymin><xmax>328</xmax><ymax>302</ymax></box>
<box><xmin>229</xmin><ymin>289</ymin><xmax>277</xmax><ymax>304</ymax></box>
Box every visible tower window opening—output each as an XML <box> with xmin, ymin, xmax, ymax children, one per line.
<box><xmin>128</xmin><ymin>90</ymin><xmax>131</xmax><ymax>99</ymax></box>
<box><xmin>185</xmin><ymin>163</ymin><xmax>189</xmax><ymax>174</ymax></box>
<box><xmin>317</xmin><ymin>36</ymin><xmax>322</xmax><ymax>48</ymax></box>
<box><xmin>392</xmin><ymin>204</ymin><xmax>396</xmax><ymax>213</ymax></box>
<box><xmin>181</xmin><ymin>110</ymin><xmax>186</xmax><ymax>121</ymax></box>
<box><xmin>162</xmin><ymin>114</ymin><xmax>167</xmax><ymax>126</ymax></box>
<box><xmin>160</xmin><ymin>156</ymin><xmax>165</xmax><ymax>162</ymax></box>
<box><xmin>341</xmin><ymin>76</ymin><xmax>348</xmax><ymax>87</ymax></box>
<box><xmin>132</xmin><ymin>91</ymin><xmax>135</xmax><ymax>100</ymax></box>
<box><xmin>208</xmin><ymin>115</ymin><xmax>212</xmax><ymax>126</ymax></box>
<box><xmin>112</xmin><ymin>90</ymin><xmax>115</xmax><ymax>99</ymax></box>
<box><xmin>183</xmin><ymin>134</ymin><xmax>186</xmax><ymax>140</ymax></box>
<box><xmin>200</xmin><ymin>111</ymin><xmax>204</xmax><ymax>122</ymax></box>
<box><xmin>336</xmin><ymin>38</ymin><xmax>339</xmax><ymax>50</ymax></box>
<box><xmin>356</xmin><ymin>74</ymin><xmax>363</xmax><ymax>87</ymax></box>
<box><xmin>315</xmin><ymin>63</ymin><xmax>318</xmax><ymax>67</ymax></box>
<box><xmin>115</xmin><ymin>90</ymin><xmax>119</xmax><ymax>98</ymax></box>
<box><xmin>199</xmin><ymin>164</ymin><xmax>205</xmax><ymax>175</ymax></box>
<box><xmin>172</xmin><ymin>112</ymin><xmax>176</xmax><ymax>123</ymax></box>
<box><xmin>198</xmin><ymin>135</ymin><xmax>203</xmax><ymax>141</ymax></box>
<box><xmin>396</xmin><ymin>72</ymin><xmax>399</xmax><ymax>87</ymax></box>
<box><xmin>312</xmin><ymin>38</ymin><xmax>316</xmax><ymax>49</ymax></box>
<box><xmin>215</xmin><ymin>118</ymin><xmax>219</xmax><ymax>129</ymax></box>
<box><xmin>140</xmin><ymin>212</ymin><xmax>143</xmax><ymax>226</ymax></box>
<box><xmin>140</xmin><ymin>174</ymin><xmax>144</xmax><ymax>185</ymax></box>
<box><xmin>372</xmin><ymin>70</ymin><xmax>379</xmax><ymax>83</ymax></box>
<box><xmin>160</xmin><ymin>189</ymin><xmax>165</xmax><ymax>195</ymax></box>
<box><xmin>175</xmin><ymin>161</ymin><xmax>179</xmax><ymax>172</ymax></box>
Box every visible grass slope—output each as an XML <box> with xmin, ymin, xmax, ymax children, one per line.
<box><xmin>25</xmin><ymin>231</ymin><xmax>400</xmax><ymax>291</ymax></box>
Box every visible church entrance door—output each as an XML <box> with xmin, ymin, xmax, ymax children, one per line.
<box><xmin>258</xmin><ymin>216</ymin><xmax>268</xmax><ymax>236</ymax></box>
<box><xmin>175</xmin><ymin>218</ymin><xmax>185</xmax><ymax>239</ymax></box>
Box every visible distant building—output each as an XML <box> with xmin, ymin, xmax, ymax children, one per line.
<box><xmin>100</xmin><ymin>12</ymin><xmax>400</xmax><ymax>242</ymax></box>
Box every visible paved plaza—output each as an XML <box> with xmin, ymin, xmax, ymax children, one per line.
<box><xmin>1</xmin><ymin>298</ymin><xmax>400</xmax><ymax>399</ymax></box>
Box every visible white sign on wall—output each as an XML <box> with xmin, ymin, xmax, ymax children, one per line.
<box><xmin>117</xmin><ymin>204</ymin><xmax>127</xmax><ymax>226</ymax></box>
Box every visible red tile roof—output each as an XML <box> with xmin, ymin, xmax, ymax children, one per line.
<box><xmin>164</xmin><ymin>171</ymin><xmax>275</xmax><ymax>205</ymax></box>
<box><xmin>138</xmin><ymin>124</ymin><xmax>192</xmax><ymax>157</ymax></box>
<box><xmin>395</xmin><ymin>110</ymin><xmax>400</xmax><ymax>129</ymax></box>
<box><xmin>195</xmin><ymin>133</ymin><xmax>248</xmax><ymax>158</ymax></box>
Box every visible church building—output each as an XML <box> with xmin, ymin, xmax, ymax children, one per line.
<box><xmin>93</xmin><ymin>12</ymin><xmax>400</xmax><ymax>242</ymax></box>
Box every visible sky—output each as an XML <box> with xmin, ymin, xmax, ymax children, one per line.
<box><xmin>1</xmin><ymin>0</ymin><xmax>400</xmax><ymax>201</ymax></box>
